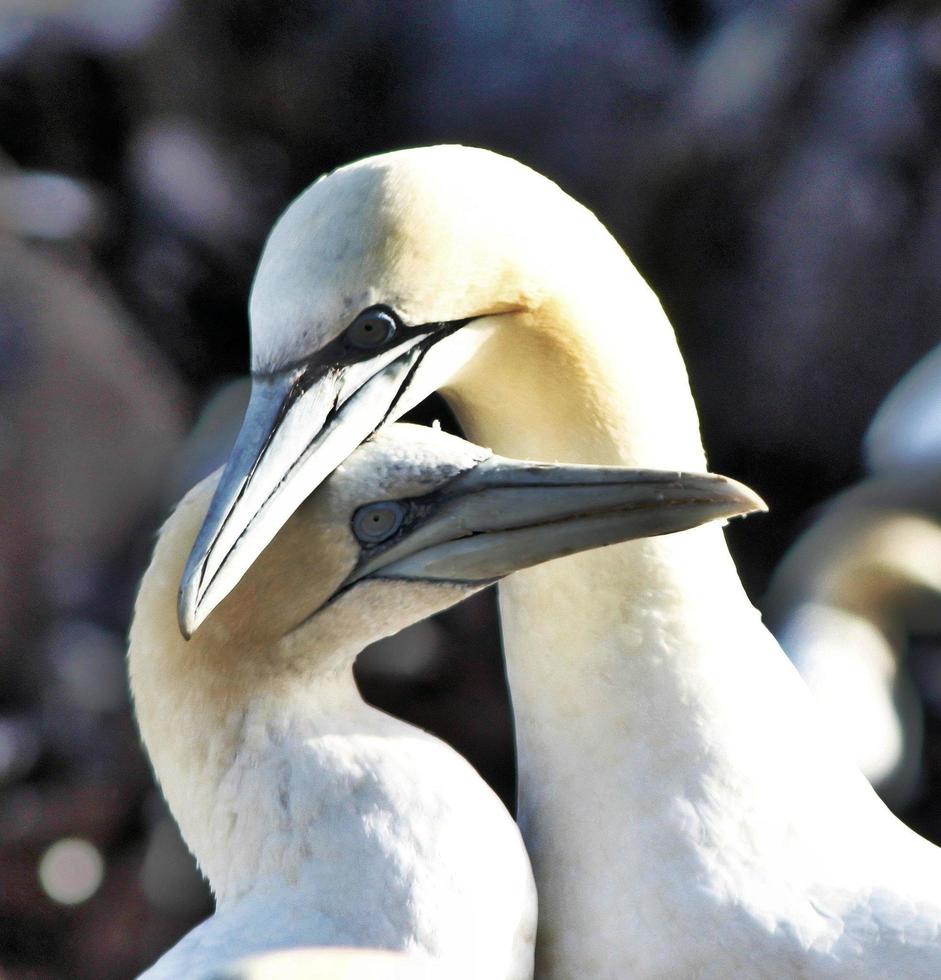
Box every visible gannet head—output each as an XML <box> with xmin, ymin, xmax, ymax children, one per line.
<box><xmin>179</xmin><ymin>146</ymin><xmax>705</xmax><ymax>635</ymax></box>
<box><xmin>158</xmin><ymin>422</ymin><xmax>762</xmax><ymax>659</ymax></box>
<box><xmin>248</xmin><ymin>145</ymin><xmax>567</xmax><ymax>371</ymax></box>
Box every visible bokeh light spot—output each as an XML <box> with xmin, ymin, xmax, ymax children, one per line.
<box><xmin>38</xmin><ymin>838</ymin><xmax>104</xmax><ymax>906</ymax></box>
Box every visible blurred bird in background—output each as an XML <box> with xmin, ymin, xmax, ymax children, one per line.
<box><xmin>2</xmin><ymin>1</ymin><xmax>941</xmax><ymax>977</ymax></box>
<box><xmin>768</xmin><ymin>344</ymin><xmax>941</xmax><ymax>813</ymax></box>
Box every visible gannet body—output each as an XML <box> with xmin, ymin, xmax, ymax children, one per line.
<box><xmin>134</xmin><ymin>422</ymin><xmax>755</xmax><ymax>978</ymax></box>
<box><xmin>766</xmin><ymin>467</ymin><xmax>941</xmax><ymax>808</ymax></box>
<box><xmin>178</xmin><ymin>146</ymin><xmax>941</xmax><ymax>977</ymax></box>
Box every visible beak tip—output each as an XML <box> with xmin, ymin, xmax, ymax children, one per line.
<box><xmin>725</xmin><ymin>478</ymin><xmax>768</xmax><ymax>518</ymax></box>
<box><xmin>177</xmin><ymin>581</ymin><xmax>201</xmax><ymax>641</ymax></box>
<box><xmin>177</xmin><ymin>602</ymin><xmax>195</xmax><ymax>641</ymax></box>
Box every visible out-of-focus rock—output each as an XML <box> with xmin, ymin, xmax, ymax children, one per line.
<box><xmin>45</xmin><ymin>619</ymin><xmax>127</xmax><ymax>713</ymax></box>
<box><xmin>0</xmin><ymin>715</ymin><xmax>41</xmax><ymax>785</ymax></box>
<box><xmin>0</xmin><ymin>166</ymin><xmax>102</xmax><ymax>241</ymax></box>
<box><xmin>0</xmin><ymin>235</ymin><xmax>187</xmax><ymax>615</ymax></box>
<box><xmin>129</xmin><ymin>117</ymin><xmax>258</xmax><ymax>248</ymax></box>
<box><xmin>0</xmin><ymin>0</ymin><xmax>176</xmax><ymax>56</ymax></box>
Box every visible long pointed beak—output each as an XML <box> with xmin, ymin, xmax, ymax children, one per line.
<box><xmin>178</xmin><ymin>339</ymin><xmax>429</xmax><ymax>638</ymax></box>
<box><xmin>344</xmin><ymin>457</ymin><xmax>767</xmax><ymax>589</ymax></box>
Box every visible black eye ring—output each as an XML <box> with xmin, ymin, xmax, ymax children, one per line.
<box><xmin>352</xmin><ymin>500</ymin><xmax>406</xmax><ymax>544</ymax></box>
<box><xmin>345</xmin><ymin>308</ymin><xmax>398</xmax><ymax>350</ymax></box>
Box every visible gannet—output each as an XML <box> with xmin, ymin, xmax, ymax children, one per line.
<box><xmin>768</xmin><ymin>341</ymin><xmax>941</xmax><ymax>810</ymax></box>
<box><xmin>766</xmin><ymin>467</ymin><xmax>941</xmax><ymax>809</ymax></box>
<box><xmin>177</xmin><ymin>146</ymin><xmax>941</xmax><ymax>977</ymax></box>
<box><xmin>133</xmin><ymin>422</ymin><xmax>756</xmax><ymax>978</ymax></box>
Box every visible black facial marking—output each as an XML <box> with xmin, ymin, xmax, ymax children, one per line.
<box><xmin>254</xmin><ymin>308</ymin><xmax>474</xmax><ymax>381</ymax></box>
<box><xmin>346</xmin><ymin>467</ymin><xmax>474</xmax><ymax>561</ymax></box>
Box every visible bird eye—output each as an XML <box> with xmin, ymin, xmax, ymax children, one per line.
<box><xmin>352</xmin><ymin>501</ymin><xmax>406</xmax><ymax>544</ymax></box>
<box><xmin>345</xmin><ymin>308</ymin><xmax>398</xmax><ymax>350</ymax></box>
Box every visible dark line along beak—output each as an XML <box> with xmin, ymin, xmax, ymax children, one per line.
<box><xmin>339</xmin><ymin>456</ymin><xmax>767</xmax><ymax>593</ymax></box>
<box><xmin>178</xmin><ymin>334</ymin><xmax>432</xmax><ymax>638</ymax></box>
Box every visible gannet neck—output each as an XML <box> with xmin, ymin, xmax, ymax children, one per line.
<box><xmin>498</xmin><ymin>531</ymin><xmax>941</xmax><ymax>978</ymax></box>
<box><xmin>218</xmin><ymin>948</ymin><xmax>436</xmax><ymax>979</ymax></box>
<box><xmin>771</xmin><ymin>513</ymin><xmax>941</xmax><ymax>793</ymax></box>
<box><xmin>129</xmin><ymin>473</ymin><xmax>537</xmax><ymax>979</ymax></box>
<box><xmin>134</xmin><ymin>660</ymin><xmax>535</xmax><ymax>978</ymax></box>
<box><xmin>441</xmin><ymin>261</ymin><xmax>941</xmax><ymax>976</ymax></box>
<box><xmin>776</xmin><ymin>602</ymin><xmax>917</xmax><ymax>798</ymax></box>
<box><xmin>138</xmin><ymin>654</ymin><xmax>375</xmax><ymax>906</ymax></box>
<box><xmin>450</xmin><ymin>235</ymin><xmax>707</xmax><ymax>473</ymax></box>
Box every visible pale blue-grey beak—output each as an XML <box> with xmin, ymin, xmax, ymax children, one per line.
<box><xmin>178</xmin><ymin>337</ymin><xmax>430</xmax><ymax>638</ymax></box>
<box><xmin>178</xmin><ymin>348</ymin><xmax>765</xmax><ymax>639</ymax></box>
<box><xmin>341</xmin><ymin>457</ymin><xmax>766</xmax><ymax>591</ymax></box>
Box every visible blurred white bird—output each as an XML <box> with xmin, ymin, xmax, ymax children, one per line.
<box><xmin>766</xmin><ymin>335</ymin><xmax>941</xmax><ymax>809</ymax></box>
<box><xmin>866</xmin><ymin>342</ymin><xmax>941</xmax><ymax>473</ymax></box>
<box><xmin>766</xmin><ymin>469</ymin><xmax>941</xmax><ymax>807</ymax></box>
<box><xmin>132</xmin><ymin>422</ymin><xmax>752</xmax><ymax>979</ymax></box>
<box><xmin>177</xmin><ymin>146</ymin><xmax>941</xmax><ymax>977</ymax></box>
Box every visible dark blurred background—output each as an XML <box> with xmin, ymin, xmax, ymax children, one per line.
<box><xmin>1</xmin><ymin>1</ymin><xmax>940</xmax><ymax>976</ymax></box>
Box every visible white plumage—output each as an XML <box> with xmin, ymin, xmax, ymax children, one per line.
<box><xmin>179</xmin><ymin>145</ymin><xmax>941</xmax><ymax>977</ymax></box>
<box><xmin>137</xmin><ymin>419</ymin><xmax>751</xmax><ymax>978</ymax></box>
<box><xmin>131</xmin><ymin>427</ymin><xmax>538</xmax><ymax>979</ymax></box>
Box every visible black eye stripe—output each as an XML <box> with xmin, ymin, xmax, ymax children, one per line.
<box><xmin>252</xmin><ymin>310</ymin><xmax>475</xmax><ymax>379</ymax></box>
<box><xmin>308</xmin><ymin>306</ymin><xmax>413</xmax><ymax>370</ymax></box>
